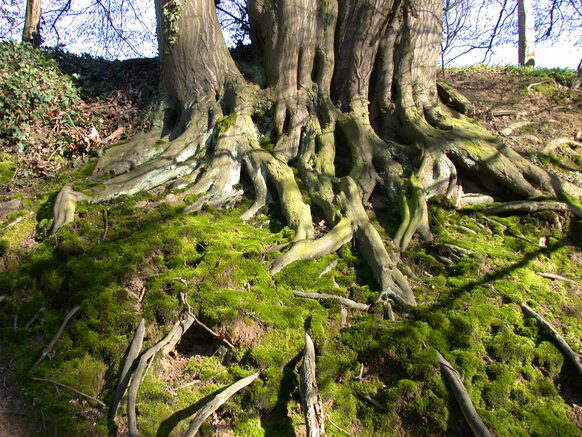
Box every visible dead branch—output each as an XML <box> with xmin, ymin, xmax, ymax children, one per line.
<box><xmin>111</xmin><ymin>318</ymin><xmax>146</xmax><ymax>420</ymax></box>
<box><xmin>326</xmin><ymin>413</ymin><xmax>352</xmax><ymax>436</ymax></box>
<box><xmin>31</xmin><ymin>377</ymin><xmax>106</xmax><ymax>407</ymax></box>
<box><xmin>179</xmin><ymin>291</ymin><xmax>235</xmax><ymax>349</ymax></box>
<box><xmin>484</xmin><ymin>200</ymin><xmax>582</xmax><ymax>219</ymax></box>
<box><xmin>292</xmin><ymin>290</ymin><xmax>370</xmax><ymax>312</ymax></box>
<box><xmin>127</xmin><ymin>316</ymin><xmax>196</xmax><ymax>437</ymax></box>
<box><xmin>355</xmin><ymin>390</ymin><xmax>388</xmax><ymax>411</ymax></box>
<box><xmin>527</xmin><ymin>79</ymin><xmax>556</xmax><ymax>91</ymax></box>
<box><xmin>521</xmin><ymin>303</ymin><xmax>582</xmax><ymax>377</ymax></box>
<box><xmin>0</xmin><ymin>296</ymin><xmax>6</xmax><ymax>304</ymax></box>
<box><xmin>437</xmin><ymin>351</ymin><xmax>493</xmax><ymax>437</ymax></box>
<box><xmin>183</xmin><ymin>372</ymin><xmax>260</xmax><ymax>437</ymax></box>
<box><xmin>300</xmin><ymin>332</ymin><xmax>325</xmax><ymax>437</ymax></box>
<box><xmin>30</xmin><ymin>305</ymin><xmax>80</xmax><ymax>372</ymax></box>
<box><xmin>24</xmin><ymin>307</ymin><xmax>46</xmax><ymax>328</ymax></box>
<box><xmin>542</xmin><ymin>137</ymin><xmax>582</xmax><ymax>154</ymax></box>
<box><xmin>537</xmin><ymin>272</ymin><xmax>576</xmax><ymax>284</ymax></box>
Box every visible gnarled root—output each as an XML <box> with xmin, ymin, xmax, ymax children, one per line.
<box><xmin>183</xmin><ymin>373</ymin><xmax>260</xmax><ymax>437</ymax></box>
<box><xmin>437</xmin><ymin>351</ymin><xmax>493</xmax><ymax>437</ymax></box>
<box><xmin>127</xmin><ymin>316</ymin><xmax>195</xmax><ymax>437</ymax></box>
<box><xmin>111</xmin><ymin>318</ymin><xmax>145</xmax><ymax>420</ymax></box>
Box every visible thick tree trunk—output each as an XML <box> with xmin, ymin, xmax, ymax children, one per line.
<box><xmin>22</xmin><ymin>0</ymin><xmax>41</xmax><ymax>46</ymax></box>
<box><xmin>60</xmin><ymin>0</ymin><xmax>580</xmax><ymax>309</ymax></box>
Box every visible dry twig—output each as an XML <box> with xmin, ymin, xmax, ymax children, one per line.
<box><xmin>30</xmin><ymin>305</ymin><xmax>80</xmax><ymax>372</ymax></box>
<box><xmin>32</xmin><ymin>377</ymin><xmax>106</xmax><ymax>407</ymax></box>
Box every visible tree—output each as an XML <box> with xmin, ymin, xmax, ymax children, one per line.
<box><xmin>22</xmin><ymin>0</ymin><xmax>41</xmax><ymax>45</ymax></box>
<box><xmin>518</xmin><ymin>0</ymin><xmax>535</xmax><ymax>66</ymax></box>
<box><xmin>442</xmin><ymin>0</ymin><xmax>582</xmax><ymax>67</ymax></box>
<box><xmin>55</xmin><ymin>0</ymin><xmax>580</xmax><ymax>307</ymax></box>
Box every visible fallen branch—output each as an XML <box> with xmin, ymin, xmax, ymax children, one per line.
<box><xmin>24</xmin><ymin>307</ymin><xmax>46</xmax><ymax>328</ymax></box>
<box><xmin>111</xmin><ymin>318</ymin><xmax>146</xmax><ymax>420</ymax></box>
<box><xmin>521</xmin><ymin>303</ymin><xmax>582</xmax><ymax>377</ymax></box>
<box><xmin>355</xmin><ymin>390</ymin><xmax>387</xmax><ymax>411</ymax></box>
<box><xmin>437</xmin><ymin>351</ymin><xmax>492</xmax><ymax>437</ymax></box>
<box><xmin>527</xmin><ymin>78</ymin><xmax>556</xmax><ymax>91</ymax></box>
<box><xmin>31</xmin><ymin>377</ymin><xmax>106</xmax><ymax>407</ymax></box>
<box><xmin>183</xmin><ymin>372</ymin><xmax>260</xmax><ymax>437</ymax></box>
<box><xmin>127</xmin><ymin>316</ymin><xmax>196</xmax><ymax>437</ymax></box>
<box><xmin>536</xmin><ymin>272</ymin><xmax>576</xmax><ymax>284</ymax></box>
<box><xmin>326</xmin><ymin>413</ymin><xmax>352</xmax><ymax>436</ymax></box>
<box><xmin>300</xmin><ymin>332</ymin><xmax>325</xmax><ymax>437</ymax></box>
<box><xmin>292</xmin><ymin>290</ymin><xmax>369</xmax><ymax>312</ymax></box>
<box><xmin>30</xmin><ymin>305</ymin><xmax>80</xmax><ymax>372</ymax></box>
<box><xmin>484</xmin><ymin>200</ymin><xmax>582</xmax><ymax>219</ymax></box>
<box><xmin>179</xmin><ymin>292</ymin><xmax>234</xmax><ymax>349</ymax></box>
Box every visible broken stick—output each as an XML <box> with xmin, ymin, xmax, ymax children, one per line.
<box><xmin>183</xmin><ymin>372</ymin><xmax>260</xmax><ymax>437</ymax></box>
<box><xmin>437</xmin><ymin>352</ymin><xmax>492</xmax><ymax>437</ymax></box>
<box><xmin>30</xmin><ymin>305</ymin><xmax>80</xmax><ymax>372</ymax></box>
<box><xmin>292</xmin><ymin>290</ymin><xmax>369</xmax><ymax>312</ymax></box>
<box><xmin>111</xmin><ymin>318</ymin><xmax>146</xmax><ymax>420</ymax></box>
<box><xmin>32</xmin><ymin>377</ymin><xmax>105</xmax><ymax>407</ymax></box>
<box><xmin>536</xmin><ymin>272</ymin><xmax>576</xmax><ymax>284</ymax></box>
<box><xmin>521</xmin><ymin>303</ymin><xmax>582</xmax><ymax>377</ymax></box>
<box><xmin>300</xmin><ymin>332</ymin><xmax>325</xmax><ymax>437</ymax></box>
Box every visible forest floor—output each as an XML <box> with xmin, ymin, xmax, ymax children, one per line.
<box><xmin>0</xmin><ymin>49</ymin><xmax>581</xmax><ymax>437</ymax></box>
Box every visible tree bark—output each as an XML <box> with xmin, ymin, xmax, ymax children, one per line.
<box><xmin>518</xmin><ymin>0</ymin><xmax>535</xmax><ymax>67</ymax></box>
<box><xmin>23</xmin><ymin>0</ymin><xmax>42</xmax><ymax>46</ymax></box>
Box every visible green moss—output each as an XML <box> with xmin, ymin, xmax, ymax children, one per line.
<box><xmin>0</xmin><ymin>152</ymin><xmax>17</xmax><ymax>184</ymax></box>
<box><xmin>216</xmin><ymin>113</ymin><xmax>238</xmax><ymax>133</ymax></box>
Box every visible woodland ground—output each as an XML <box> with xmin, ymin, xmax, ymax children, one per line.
<box><xmin>0</xmin><ymin>48</ymin><xmax>581</xmax><ymax>436</ymax></box>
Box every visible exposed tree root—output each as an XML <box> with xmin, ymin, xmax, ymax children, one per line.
<box><xmin>111</xmin><ymin>318</ymin><xmax>145</xmax><ymax>420</ymax></box>
<box><xmin>292</xmin><ymin>290</ymin><xmax>370</xmax><ymax>312</ymax></box>
<box><xmin>521</xmin><ymin>303</ymin><xmax>582</xmax><ymax>377</ymax></box>
<box><xmin>183</xmin><ymin>372</ymin><xmax>260</xmax><ymax>437</ymax></box>
<box><xmin>437</xmin><ymin>351</ymin><xmax>493</xmax><ymax>437</ymax></box>
<box><xmin>30</xmin><ymin>305</ymin><xmax>80</xmax><ymax>372</ymax></box>
<box><xmin>484</xmin><ymin>200</ymin><xmax>582</xmax><ymax>219</ymax></box>
<box><xmin>127</xmin><ymin>316</ymin><xmax>196</xmax><ymax>437</ymax></box>
<box><xmin>300</xmin><ymin>332</ymin><xmax>325</xmax><ymax>437</ymax></box>
<box><xmin>52</xmin><ymin>185</ymin><xmax>90</xmax><ymax>234</ymax></box>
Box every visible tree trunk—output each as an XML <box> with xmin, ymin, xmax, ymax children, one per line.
<box><xmin>22</xmin><ymin>0</ymin><xmax>42</xmax><ymax>46</ymax></box>
<box><xmin>518</xmin><ymin>0</ymin><xmax>535</xmax><ymax>67</ymax></box>
<box><xmin>61</xmin><ymin>0</ymin><xmax>580</xmax><ymax>307</ymax></box>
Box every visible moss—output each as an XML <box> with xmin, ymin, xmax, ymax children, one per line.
<box><xmin>0</xmin><ymin>152</ymin><xmax>17</xmax><ymax>184</ymax></box>
<box><xmin>216</xmin><ymin>113</ymin><xmax>238</xmax><ymax>134</ymax></box>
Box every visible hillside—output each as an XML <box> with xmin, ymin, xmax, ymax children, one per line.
<box><xmin>0</xmin><ymin>44</ymin><xmax>581</xmax><ymax>436</ymax></box>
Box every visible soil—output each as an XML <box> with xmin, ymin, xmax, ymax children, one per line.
<box><xmin>443</xmin><ymin>67</ymin><xmax>582</xmax><ymax>185</ymax></box>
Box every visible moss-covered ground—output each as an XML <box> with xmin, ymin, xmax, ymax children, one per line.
<box><xmin>0</xmin><ymin>48</ymin><xmax>581</xmax><ymax>437</ymax></box>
